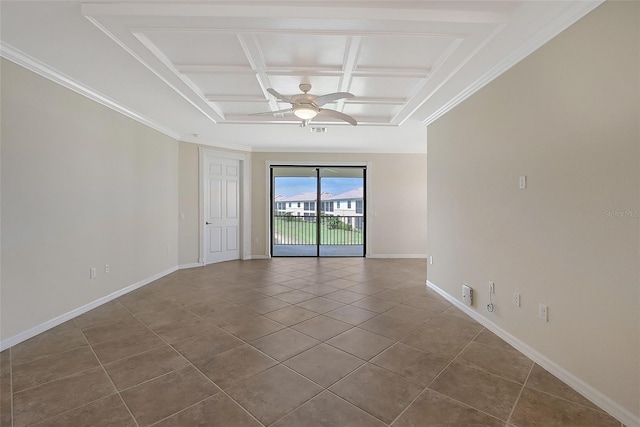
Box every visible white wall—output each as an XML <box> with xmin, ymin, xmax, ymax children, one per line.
<box><xmin>427</xmin><ymin>1</ymin><xmax>639</xmax><ymax>421</ymax></box>
<box><xmin>1</xmin><ymin>59</ymin><xmax>179</xmax><ymax>342</ymax></box>
<box><xmin>250</xmin><ymin>152</ymin><xmax>427</xmax><ymax>258</ymax></box>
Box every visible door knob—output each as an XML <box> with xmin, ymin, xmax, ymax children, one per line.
<box><xmin>206</xmin><ymin>222</ymin><xmax>212</xmax><ymax>225</ymax></box>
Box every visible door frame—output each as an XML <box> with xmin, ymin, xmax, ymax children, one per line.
<box><xmin>266</xmin><ymin>161</ymin><xmax>371</xmax><ymax>258</ymax></box>
<box><xmin>199</xmin><ymin>148</ymin><xmax>251</xmax><ymax>264</ymax></box>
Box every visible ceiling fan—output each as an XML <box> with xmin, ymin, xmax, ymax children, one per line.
<box><xmin>252</xmin><ymin>83</ymin><xmax>357</xmax><ymax>126</ymax></box>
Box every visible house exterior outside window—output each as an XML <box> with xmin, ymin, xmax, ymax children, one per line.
<box><xmin>275</xmin><ymin>188</ymin><xmax>364</xmax><ymax>230</ymax></box>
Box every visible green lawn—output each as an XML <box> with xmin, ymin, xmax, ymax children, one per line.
<box><xmin>273</xmin><ymin>217</ymin><xmax>363</xmax><ymax>245</ymax></box>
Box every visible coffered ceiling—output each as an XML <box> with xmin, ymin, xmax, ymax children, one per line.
<box><xmin>0</xmin><ymin>1</ymin><xmax>602</xmax><ymax>152</ymax></box>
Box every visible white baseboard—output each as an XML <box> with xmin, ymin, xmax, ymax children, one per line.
<box><xmin>367</xmin><ymin>254</ymin><xmax>428</xmax><ymax>259</ymax></box>
<box><xmin>0</xmin><ymin>266</ymin><xmax>178</xmax><ymax>351</ymax></box>
<box><xmin>248</xmin><ymin>255</ymin><xmax>270</xmax><ymax>259</ymax></box>
<box><xmin>178</xmin><ymin>262</ymin><xmax>204</xmax><ymax>269</ymax></box>
<box><xmin>426</xmin><ymin>280</ymin><xmax>640</xmax><ymax>427</ymax></box>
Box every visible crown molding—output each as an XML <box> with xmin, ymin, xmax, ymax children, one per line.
<box><xmin>179</xmin><ymin>135</ymin><xmax>253</xmax><ymax>152</ymax></box>
<box><xmin>422</xmin><ymin>1</ymin><xmax>604</xmax><ymax>126</ymax></box>
<box><xmin>0</xmin><ymin>42</ymin><xmax>181</xmax><ymax>141</ymax></box>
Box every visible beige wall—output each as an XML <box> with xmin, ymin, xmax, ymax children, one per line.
<box><xmin>427</xmin><ymin>1</ymin><xmax>639</xmax><ymax>419</ymax></box>
<box><xmin>178</xmin><ymin>143</ymin><xmax>200</xmax><ymax>265</ymax></box>
<box><xmin>1</xmin><ymin>59</ymin><xmax>179</xmax><ymax>340</ymax></box>
<box><xmin>177</xmin><ymin>148</ymin><xmax>428</xmax><ymax>261</ymax></box>
<box><xmin>250</xmin><ymin>152</ymin><xmax>427</xmax><ymax>257</ymax></box>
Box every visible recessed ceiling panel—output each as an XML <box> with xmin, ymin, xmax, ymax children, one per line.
<box><xmin>214</xmin><ymin>101</ymin><xmax>271</xmax><ymax>116</ymax></box>
<box><xmin>342</xmin><ymin>103</ymin><xmax>402</xmax><ymax>118</ymax></box>
<box><xmin>259</xmin><ymin>33</ymin><xmax>348</xmax><ymax>68</ymax></box>
<box><xmin>358</xmin><ymin>35</ymin><xmax>459</xmax><ymax>70</ymax></box>
<box><xmin>186</xmin><ymin>73</ymin><xmax>262</xmax><ymax>96</ymax></box>
<box><xmin>350</xmin><ymin>76</ymin><xmax>424</xmax><ymax>99</ymax></box>
<box><xmin>144</xmin><ymin>31</ymin><xmax>250</xmax><ymax>66</ymax></box>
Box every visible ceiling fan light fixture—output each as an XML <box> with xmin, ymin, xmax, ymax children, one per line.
<box><xmin>293</xmin><ymin>105</ymin><xmax>318</xmax><ymax>120</ymax></box>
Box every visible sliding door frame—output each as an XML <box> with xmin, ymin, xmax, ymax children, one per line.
<box><xmin>266</xmin><ymin>161</ymin><xmax>370</xmax><ymax>258</ymax></box>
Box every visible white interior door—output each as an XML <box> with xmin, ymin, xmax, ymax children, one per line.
<box><xmin>205</xmin><ymin>155</ymin><xmax>240</xmax><ymax>264</ymax></box>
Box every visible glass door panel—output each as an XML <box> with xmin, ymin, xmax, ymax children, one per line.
<box><xmin>272</xmin><ymin>167</ymin><xmax>318</xmax><ymax>256</ymax></box>
<box><xmin>319</xmin><ymin>168</ymin><xmax>365</xmax><ymax>257</ymax></box>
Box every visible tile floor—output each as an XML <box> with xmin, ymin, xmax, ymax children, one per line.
<box><xmin>0</xmin><ymin>258</ymin><xmax>623</xmax><ymax>426</ymax></box>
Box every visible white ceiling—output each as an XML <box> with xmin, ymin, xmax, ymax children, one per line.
<box><xmin>0</xmin><ymin>1</ymin><xmax>602</xmax><ymax>153</ymax></box>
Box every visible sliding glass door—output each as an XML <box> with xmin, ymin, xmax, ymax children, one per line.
<box><xmin>271</xmin><ymin>166</ymin><xmax>366</xmax><ymax>257</ymax></box>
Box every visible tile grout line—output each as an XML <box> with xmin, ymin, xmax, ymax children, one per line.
<box><xmin>420</xmin><ymin>387</ymin><xmax>507</xmax><ymax>425</ymax></box>
<box><xmin>390</xmin><ymin>335</ymin><xmax>477</xmax><ymax>424</ymax></box>
<box><xmin>117</xmin><ymin>300</ymin><xmax>266</xmax><ymax>426</ymax></box>
<box><xmin>441</xmin><ymin>338</ymin><xmax>536</xmax><ymax>387</ymax></box>
<box><xmin>300</xmin><ymin>313</ymin><xmax>442</xmax><ymax>426</ymax></box>
<box><xmin>9</xmin><ymin>341</ymin><xmax>107</xmax><ymax>391</ymax></box>
<box><xmin>388</xmin><ymin>326</ymin><xmax>488</xmax><ymax>426</ymax></box>
<box><xmin>325</xmin><ymin>389</ymin><xmax>391</xmax><ymax>426</ymax></box>
<box><xmin>122</xmin><ymin>298</ymin><xmax>282</xmax><ymax>427</ymax></box>
<box><xmin>506</xmin><ymin>360</ymin><xmax>535</xmax><ymax>425</ymax></box>
<box><xmin>8</xmin><ymin>350</ymin><xmax>111</xmax><ymax>395</ymax></box>
<box><xmin>523</xmin><ymin>382</ymin><xmax>614</xmax><ymax>415</ymax></box>
<box><xmin>425</xmin><ymin>326</ymin><xmax>485</xmax><ymax>389</ymax></box>
<box><xmin>25</xmin><ymin>320</ymin><xmax>140</xmax><ymax>427</ymax></box>
<box><xmin>255</xmin><ymin>363</ymin><xmax>329</xmax><ymax>426</ymax></box>
<box><xmin>75</xmin><ymin>318</ymin><xmax>141</xmax><ymax>427</ymax></box>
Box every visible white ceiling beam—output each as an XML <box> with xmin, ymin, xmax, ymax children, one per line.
<box><xmin>353</xmin><ymin>67</ymin><xmax>431</xmax><ymax>78</ymax></box>
<box><xmin>81</xmin><ymin>4</ymin><xmax>509</xmax><ymax>25</ymax></box>
<box><xmin>336</xmin><ymin>36</ymin><xmax>361</xmax><ymax>111</ymax></box>
<box><xmin>176</xmin><ymin>64</ymin><xmax>255</xmax><ymax>74</ymax></box>
<box><xmin>205</xmin><ymin>95</ymin><xmax>268</xmax><ymax>103</ymax></box>
<box><xmin>345</xmin><ymin>97</ymin><xmax>406</xmax><ymax>105</ymax></box>
<box><xmin>237</xmin><ymin>33</ymin><xmax>279</xmax><ymax>110</ymax></box>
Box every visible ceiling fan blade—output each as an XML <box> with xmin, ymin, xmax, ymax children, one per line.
<box><xmin>313</xmin><ymin>92</ymin><xmax>354</xmax><ymax>107</ymax></box>
<box><xmin>267</xmin><ymin>88</ymin><xmax>294</xmax><ymax>104</ymax></box>
<box><xmin>318</xmin><ymin>108</ymin><xmax>358</xmax><ymax>126</ymax></box>
<box><xmin>249</xmin><ymin>108</ymin><xmax>293</xmax><ymax>116</ymax></box>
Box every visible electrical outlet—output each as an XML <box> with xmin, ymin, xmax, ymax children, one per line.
<box><xmin>462</xmin><ymin>284</ymin><xmax>473</xmax><ymax>306</ymax></box>
<box><xmin>489</xmin><ymin>281</ymin><xmax>494</xmax><ymax>294</ymax></box>
<box><xmin>514</xmin><ymin>293</ymin><xmax>521</xmax><ymax>307</ymax></box>
<box><xmin>105</xmin><ymin>264</ymin><xmax>110</xmax><ymax>274</ymax></box>
<box><xmin>539</xmin><ymin>304</ymin><xmax>548</xmax><ymax>321</ymax></box>
<box><xmin>90</xmin><ymin>268</ymin><xmax>97</xmax><ymax>279</ymax></box>
<box><xmin>429</xmin><ymin>256</ymin><xmax>433</xmax><ymax>265</ymax></box>
<box><xmin>519</xmin><ymin>175</ymin><xmax>527</xmax><ymax>189</ymax></box>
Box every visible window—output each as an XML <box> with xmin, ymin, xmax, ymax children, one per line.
<box><xmin>337</xmin><ymin>201</ymin><xmax>341</xmax><ymax>208</ymax></box>
<box><xmin>322</xmin><ymin>201</ymin><xmax>333</xmax><ymax>212</ymax></box>
<box><xmin>347</xmin><ymin>201</ymin><xmax>352</xmax><ymax>209</ymax></box>
<box><xmin>297</xmin><ymin>202</ymin><xmax>301</xmax><ymax>208</ymax></box>
<box><xmin>288</xmin><ymin>202</ymin><xmax>292</xmax><ymax>208</ymax></box>
<box><xmin>356</xmin><ymin>200</ymin><xmax>363</xmax><ymax>214</ymax></box>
